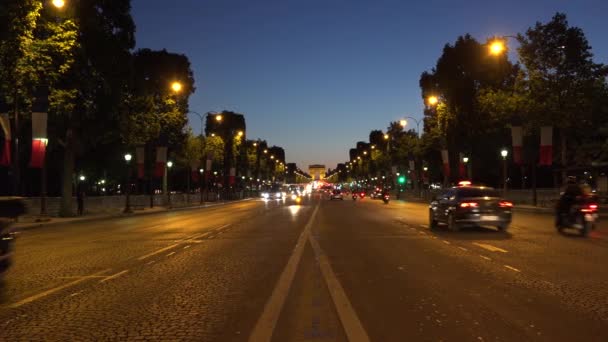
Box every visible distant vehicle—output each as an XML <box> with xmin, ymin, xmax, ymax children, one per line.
<box><xmin>429</xmin><ymin>185</ymin><xmax>512</xmax><ymax>232</ymax></box>
<box><xmin>330</xmin><ymin>189</ymin><xmax>344</xmax><ymax>200</ymax></box>
<box><xmin>261</xmin><ymin>185</ymin><xmax>286</xmax><ymax>200</ymax></box>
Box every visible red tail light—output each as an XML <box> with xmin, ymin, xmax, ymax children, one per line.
<box><xmin>360</xmin><ymin>192</ymin><xmax>365</xmax><ymax>197</ymax></box>
<box><xmin>460</xmin><ymin>202</ymin><xmax>478</xmax><ymax>208</ymax></box>
<box><xmin>581</xmin><ymin>204</ymin><xmax>598</xmax><ymax>213</ymax></box>
<box><xmin>499</xmin><ymin>201</ymin><xmax>513</xmax><ymax>208</ymax></box>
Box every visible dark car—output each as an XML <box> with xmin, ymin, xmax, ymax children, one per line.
<box><xmin>429</xmin><ymin>186</ymin><xmax>512</xmax><ymax>231</ymax></box>
<box><xmin>0</xmin><ymin>197</ymin><xmax>26</xmax><ymax>276</ymax></box>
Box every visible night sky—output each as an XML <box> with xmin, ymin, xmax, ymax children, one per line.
<box><xmin>131</xmin><ymin>0</ymin><xmax>608</xmax><ymax>170</ymax></box>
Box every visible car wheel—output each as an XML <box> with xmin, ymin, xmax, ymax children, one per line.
<box><xmin>447</xmin><ymin>213</ymin><xmax>459</xmax><ymax>232</ymax></box>
<box><xmin>497</xmin><ymin>223</ymin><xmax>509</xmax><ymax>232</ymax></box>
<box><xmin>429</xmin><ymin>210</ymin><xmax>438</xmax><ymax>230</ymax></box>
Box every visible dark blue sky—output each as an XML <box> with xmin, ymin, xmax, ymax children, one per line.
<box><xmin>131</xmin><ymin>0</ymin><xmax>608</xmax><ymax>169</ymax></box>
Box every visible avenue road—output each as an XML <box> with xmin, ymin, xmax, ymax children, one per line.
<box><xmin>1</xmin><ymin>194</ymin><xmax>607</xmax><ymax>341</ymax></box>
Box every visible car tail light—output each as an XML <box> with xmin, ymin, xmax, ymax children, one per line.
<box><xmin>460</xmin><ymin>202</ymin><xmax>478</xmax><ymax>208</ymax></box>
<box><xmin>581</xmin><ymin>204</ymin><xmax>598</xmax><ymax>213</ymax></box>
<box><xmin>360</xmin><ymin>192</ymin><xmax>365</xmax><ymax>197</ymax></box>
<box><xmin>499</xmin><ymin>201</ymin><xmax>513</xmax><ymax>208</ymax></box>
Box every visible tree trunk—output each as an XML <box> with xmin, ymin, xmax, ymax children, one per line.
<box><xmin>60</xmin><ymin>130</ymin><xmax>75</xmax><ymax>217</ymax></box>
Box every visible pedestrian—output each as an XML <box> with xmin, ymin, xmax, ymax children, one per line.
<box><xmin>77</xmin><ymin>188</ymin><xmax>85</xmax><ymax>216</ymax></box>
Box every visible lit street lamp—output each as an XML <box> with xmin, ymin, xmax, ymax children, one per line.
<box><xmin>463</xmin><ymin>156</ymin><xmax>472</xmax><ymax>180</ymax></box>
<box><xmin>171</xmin><ymin>81</ymin><xmax>182</xmax><ymax>93</ymax></box>
<box><xmin>79</xmin><ymin>175</ymin><xmax>85</xmax><ymax>181</ymax></box>
<box><xmin>52</xmin><ymin>0</ymin><xmax>65</xmax><ymax>8</ymax></box>
<box><xmin>501</xmin><ymin>149</ymin><xmax>509</xmax><ymax>194</ymax></box>
<box><xmin>215</xmin><ymin>114</ymin><xmax>223</xmax><ymax>122</ymax></box>
<box><xmin>427</xmin><ymin>96</ymin><xmax>439</xmax><ymax>106</ymax></box>
<box><xmin>124</xmin><ymin>153</ymin><xmax>133</xmax><ymax>213</ymax></box>
<box><xmin>166</xmin><ymin>161</ymin><xmax>173</xmax><ymax>207</ymax></box>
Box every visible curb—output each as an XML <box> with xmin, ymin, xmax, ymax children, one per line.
<box><xmin>13</xmin><ymin>198</ymin><xmax>254</xmax><ymax>231</ymax></box>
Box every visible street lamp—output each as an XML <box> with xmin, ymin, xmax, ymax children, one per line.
<box><xmin>237</xmin><ymin>130</ymin><xmax>244</xmax><ymax>137</ymax></box>
<box><xmin>124</xmin><ymin>153</ymin><xmax>133</xmax><ymax>213</ymax></box>
<box><xmin>215</xmin><ymin>114</ymin><xmax>223</xmax><ymax>122</ymax></box>
<box><xmin>79</xmin><ymin>175</ymin><xmax>85</xmax><ymax>181</ymax></box>
<box><xmin>383</xmin><ymin>134</ymin><xmax>389</xmax><ymax>140</ymax></box>
<box><xmin>399</xmin><ymin>119</ymin><xmax>407</xmax><ymax>128</ymax></box>
<box><xmin>52</xmin><ymin>0</ymin><xmax>65</xmax><ymax>8</ymax></box>
<box><xmin>500</xmin><ymin>149</ymin><xmax>508</xmax><ymax>194</ymax></box>
<box><xmin>463</xmin><ymin>156</ymin><xmax>472</xmax><ymax>180</ymax></box>
<box><xmin>166</xmin><ymin>161</ymin><xmax>173</xmax><ymax>207</ymax></box>
<box><xmin>427</xmin><ymin>96</ymin><xmax>439</xmax><ymax>106</ymax></box>
<box><xmin>171</xmin><ymin>81</ymin><xmax>182</xmax><ymax>93</ymax></box>
<box><xmin>489</xmin><ymin>40</ymin><xmax>506</xmax><ymax>55</ymax></box>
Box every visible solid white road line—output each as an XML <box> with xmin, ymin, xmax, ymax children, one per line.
<box><xmin>458</xmin><ymin>247</ymin><xmax>468</xmax><ymax>252</ymax></box>
<box><xmin>248</xmin><ymin>205</ymin><xmax>319</xmax><ymax>342</ymax></box>
<box><xmin>480</xmin><ymin>255</ymin><xmax>492</xmax><ymax>261</ymax></box>
<box><xmin>472</xmin><ymin>243</ymin><xmax>508</xmax><ymax>253</ymax></box>
<box><xmin>166</xmin><ymin>252</ymin><xmax>176</xmax><ymax>257</ymax></box>
<box><xmin>99</xmin><ymin>270</ymin><xmax>129</xmax><ymax>283</ymax></box>
<box><xmin>10</xmin><ymin>268</ymin><xmax>112</xmax><ymax>308</ymax></box>
<box><xmin>442</xmin><ymin>240</ymin><xmax>451</xmax><ymax>245</ymax></box>
<box><xmin>309</xmin><ymin>234</ymin><xmax>371</xmax><ymax>342</ymax></box>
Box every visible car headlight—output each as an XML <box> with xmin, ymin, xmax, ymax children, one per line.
<box><xmin>276</xmin><ymin>192</ymin><xmax>282</xmax><ymax>198</ymax></box>
<box><xmin>291</xmin><ymin>194</ymin><xmax>297</xmax><ymax>200</ymax></box>
<box><xmin>262</xmin><ymin>192</ymin><xmax>269</xmax><ymax>198</ymax></box>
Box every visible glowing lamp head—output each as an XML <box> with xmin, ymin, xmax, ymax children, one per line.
<box><xmin>171</xmin><ymin>81</ymin><xmax>182</xmax><ymax>93</ymax></box>
<box><xmin>489</xmin><ymin>40</ymin><xmax>506</xmax><ymax>55</ymax></box>
<box><xmin>400</xmin><ymin>119</ymin><xmax>407</xmax><ymax>127</ymax></box>
<box><xmin>124</xmin><ymin>153</ymin><xmax>132</xmax><ymax>162</ymax></box>
<box><xmin>52</xmin><ymin>0</ymin><xmax>65</xmax><ymax>8</ymax></box>
<box><xmin>501</xmin><ymin>149</ymin><xmax>509</xmax><ymax>158</ymax></box>
<box><xmin>427</xmin><ymin>96</ymin><xmax>439</xmax><ymax>106</ymax></box>
<box><xmin>167</xmin><ymin>161</ymin><xmax>173</xmax><ymax>168</ymax></box>
<box><xmin>215</xmin><ymin>114</ymin><xmax>223</xmax><ymax>122</ymax></box>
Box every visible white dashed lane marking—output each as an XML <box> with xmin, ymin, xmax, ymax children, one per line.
<box><xmin>480</xmin><ymin>255</ymin><xmax>492</xmax><ymax>261</ymax></box>
<box><xmin>472</xmin><ymin>243</ymin><xmax>508</xmax><ymax>253</ymax></box>
<box><xmin>504</xmin><ymin>265</ymin><xmax>521</xmax><ymax>272</ymax></box>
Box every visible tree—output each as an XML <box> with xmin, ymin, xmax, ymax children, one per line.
<box><xmin>419</xmin><ymin>34</ymin><xmax>518</xmax><ymax>184</ymax></box>
<box><xmin>516</xmin><ymin>13</ymin><xmax>608</xmax><ymax>179</ymax></box>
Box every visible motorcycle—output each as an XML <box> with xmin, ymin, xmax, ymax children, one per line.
<box><xmin>352</xmin><ymin>194</ymin><xmax>357</xmax><ymax>201</ymax></box>
<box><xmin>556</xmin><ymin>201</ymin><xmax>598</xmax><ymax>237</ymax></box>
<box><xmin>382</xmin><ymin>193</ymin><xmax>390</xmax><ymax>204</ymax></box>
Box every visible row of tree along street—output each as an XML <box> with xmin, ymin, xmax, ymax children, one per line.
<box><xmin>328</xmin><ymin>13</ymin><xmax>608</xmax><ymax>199</ymax></box>
<box><xmin>0</xmin><ymin>1</ymin><xmax>311</xmax><ymax>216</ymax></box>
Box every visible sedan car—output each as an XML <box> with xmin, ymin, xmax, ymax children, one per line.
<box><xmin>429</xmin><ymin>186</ymin><xmax>512</xmax><ymax>231</ymax></box>
<box><xmin>329</xmin><ymin>190</ymin><xmax>344</xmax><ymax>200</ymax></box>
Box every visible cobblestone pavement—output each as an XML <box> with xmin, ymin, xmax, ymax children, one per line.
<box><xmin>1</xmin><ymin>195</ymin><xmax>607</xmax><ymax>341</ymax></box>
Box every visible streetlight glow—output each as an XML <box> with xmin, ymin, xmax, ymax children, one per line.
<box><xmin>171</xmin><ymin>81</ymin><xmax>182</xmax><ymax>93</ymax></box>
<box><xmin>463</xmin><ymin>157</ymin><xmax>469</xmax><ymax>163</ymax></box>
<box><xmin>384</xmin><ymin>134</ymin><xmax>389</xmax><ymax>140</ymax></box>
<box><xmin>490</xmin><ymin>40</ymin><xmax>506</xmax><ymax>55</ymax></box>
<box><xmin>501</xmin><ymin>149</ymin><xmax>509</xmax><ymax>158</ymax></box>
<box><xmin>427</xmin><ymin>96</ymin><xmax>439</xmax><ymax>106</ymax></box>
<box><xmin>237</xmin><ymin>131</ymin><xmax>244</xmax><ymax>137</ymax></box>
<box><xmin>167</xmin><ymin>161</ymin><xmax>173</xmax><ymax>168</ymax></box>
<box><xmin>215</xmin><ymin>115</ymin><xmax>223</xmax><ymax>122</ymax></box>
<box><xmin>79</xmin><ymin>175</ymin><xmax>85</xmax><ymax>181</ymax></box>
<box><xmin>52</xmin><ymin>0</ymin><xmax>65</xmax><ymax>8</ymax></box>
<box><xmin>124</xmin><ymin>153</ymin><xmax>132</xmax><ymax>162</ymax></box>
<box><xmin>400</xmin><ymin>119</ymin><xmax>407</xmax><ymax>127</ymax></box>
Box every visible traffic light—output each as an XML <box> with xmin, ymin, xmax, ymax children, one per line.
<box><xmin>398</xmin><ymin>175</ymin><xmax>406</xmax><ymax>184</ymax></box>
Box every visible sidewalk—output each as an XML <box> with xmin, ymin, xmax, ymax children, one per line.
<box><xmin>13</xmin><ymin>199</ymin><xmax>253</xmax><ymax>231</ymax></box>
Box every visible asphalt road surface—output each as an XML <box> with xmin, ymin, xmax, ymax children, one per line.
<box><xmin>1</xmin><ymin>194</ymin><xmax>607</xmax><ymax>341</ymax></box>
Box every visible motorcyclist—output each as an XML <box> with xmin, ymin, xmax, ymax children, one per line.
<box><xmin>556</xmin><ymin>177</ymin><xmax>583</xmax><ymax>226</ymax></box>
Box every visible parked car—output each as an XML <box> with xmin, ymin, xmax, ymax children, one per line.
<box><xmin>0</xmin><ymin>197</ymin><xmax>26</xmax><ymax>276</ymax></box>
<box><xmin>429</xmin><ymin>185</ymin><xmax>512</xmax><ymax>231</ymax></box>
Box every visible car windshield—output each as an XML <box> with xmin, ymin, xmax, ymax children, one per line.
<box><xmin>458</xmin><ymin>188</ymin><xmax>500</xmax><ymax>198</ymax></box>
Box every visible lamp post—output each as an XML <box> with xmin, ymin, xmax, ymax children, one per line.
<box><xmin>166</xmin><ymin>161</ymin><xmax>173</xmax><ymax>207</ymax></box>
<box><xmin>463</xmin><ymin>156</ymin><xmax>472</xmax><ymax>180</ymax></box>
<box><xmin>501</xmin><ymin>149</ymin><xmax>508</xmax><ymax>194</ymax></box>
<box><xmin>124</xmin><ymin>153</ymin><xmax>133</xmax><ymax>213</ymax></box>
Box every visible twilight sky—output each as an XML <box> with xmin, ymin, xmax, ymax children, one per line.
<box><xmin>131</xmin><ymin>0</ymin><xmax>608</xmax><ymax>170</ymax></box>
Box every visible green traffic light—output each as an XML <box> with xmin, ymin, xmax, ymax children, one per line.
<box><xmin>398</xmin><ymin>176</ymin><xmax>406</xmax><ymax>184</ymax></box>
